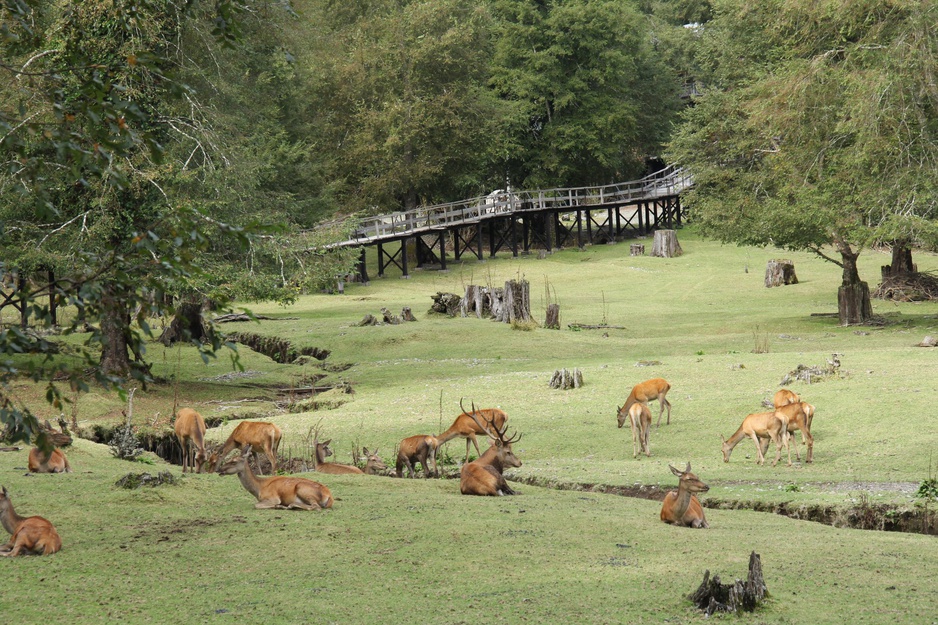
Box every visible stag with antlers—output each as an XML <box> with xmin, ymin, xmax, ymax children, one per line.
<box><xmin>459</xmin><ymin>404</ymin><xmax>522</xmax><ymax>496</ymax></box>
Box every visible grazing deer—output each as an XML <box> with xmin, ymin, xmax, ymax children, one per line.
<box><xmin>621</xmin><ymin>378</ymin><xmax>672</xmax><ymax>428</ymax></box>
<box><xmin>216</xmin><ymin>447</ymin><xmax>333</xmax><ymax>510</ymax></box>
<box><xmin>362</xmin><ymin>448</ymin><xmax>389</xmax><ymax>475</ymax></box>
<box><xmin>0</xmin><ymin>486</ymin><xmax>62</xmax><ymax>556</ymax></box>
<box><xmin>660</xmin><ymin>463</ymin><xmax>709</xmax><ymax>528</ymax></box>
<box><xmin>761</xmin><ymin>402</ymin><xmax>815</xmax><ymax>463</ymax></box>
<box><xmin>616</xmin><ymin>402</ymin><xmax>651</xmax><ymax>458</ymax></box>
<box><xmin>211</xmin><ymin>421</ymin><xmax>282</xmax><ymax>475</ymax></box>
<box><xmin>174</xmin><ymin>408</ymin><xmax>208</xmax><ymax>474</ymax></box>
<box><xmin>311</xmin><ymin>433</ymin><xmax>364</xmax><ymax>474</ymax></box>
<box><xmin>459</xmin><ymin>410</ymin><xmax>522</xmax><ymax>496</ymax></box>
<box><xmin>721</xmin><ymin>411</ymin><xmax>791</xmax><ymax>466</ymax></box>
<box><xmin>27</xmin><ymin>447</ymin><xmax>71</xmax><ymax>474</ymax></box>
<box><xmin>396</xmin><ymin>434</ymin><xmax>439</xmax><ymax>478</ymax></box>
<box><xmin>773</xmin><ymin>389</ymin><xmax>800</xmax><ymax>409</ymax></box>
<box><xmin>436</xmin><ymin>399</ymin><xmax>508</xmax><ymax>464</ymax></box>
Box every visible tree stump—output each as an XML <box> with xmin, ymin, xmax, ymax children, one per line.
<box><xmin>690</xmin><ymin>551</ymin><xmax>767</xmax><ymax>616</ymax></box>
<box><xmin>764</xmin><ymin>259</ymin><xmax>798</xmax><ymax>287</ymax></box>
<box><xmin>545</xmin><ymin>304</ymin><xmax>560</xmax><ymax>329</ymax></box>
<box><xmin>549</xmin><ymin>368</ymin><xmax>583</xmax><ymax>389</ymax></box>
<box><xmin>429</xmin><ymin>292</ymin><xmax>462</xmax><ymax>316</ymax></box>
<box><xmin>651</xmin><ymin>230</ymin><xmax>682</xmax><ymax>258</ymax></box>
<box><xmin>401</xmin><ymin>306</ymin><xmax>416</xmax><ymax>322</ymax></box>
<box><xmin>630</xmin><ymin>244</ymin><xmax>644</xmax><ymax>256</ymax></box>
<box><xmin>381</xmin><ymin>307</ymin><xmax>401</xmax><ymax>325</ymax></box>
<box><xmin>499</xmin><ymin>279</ymin><xmax>531</xmax><ymax>324</ymax></box>
<box><xmin>838</xmin><ymin>281</ymin><xmax>873</xmax><ymax>325</ymax></box>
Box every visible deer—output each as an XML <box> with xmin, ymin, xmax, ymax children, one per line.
<box><xmin>621</xmin><ymin>378</ymin><xmax>672</xmax><ymax>428</ymax></box>
<box><xmin>773</xmin><ymin>389</ymin><xmax>800</xmax><ymax>409</ymax></box>
<box><xmin>216</xmin><ymin>446</ymin><xmax>333</xmax><ymax>510</ymax></box>
<box><xmin>310</xmin><ymin>429</ymin><xmax>364</xmax><ymax>474</ymax></box>
<box><xmin>616</xmin><ymin>401</ymin><xmax>651</xmax><ymax>458</ymax></box>
<box><xmin>660</xmin><ymin>463</ymin><xmax>710</xmax><ymax>528</ymax></box>
<box><xmin>396</xmin><ymin>434</ymin><xmax>439</xmax><ymax>478</ymax></box>
<box><xmin>361</xmin><ymin>448</ymin><xmax>389</xmax><ymax>475</ymax></box>
<box><xmin>436</xmin><ymin>399</ymin><xmax>508</xmax><ymax>464</ymax></box>
<box><xmin>761</xmin><ymin>402</ymin><xmax>815</xmax><ymax>463</ymax></box>
<box><xmin>174</xmin><ymin>407</ymin><xmax>208</xmax><ymax>474</ymax></box>
<box><xmin>27</xmin><ymin>447</ymin><xmax>71</xmax><ymax>473</ymax></box>
<box><xmin>0</xmin><ymin>486</ymin><xmax>62</xmax><ymax>556</ymax></box>
<box><xmin>721</xmin><ymin>410</ymin><xmax>791</xmax><ymax>466</ymax></box>
<box><xmin>211</xmin><ymin>420</ymin><xmax>282</xmax><ymax>475</ymax></box>
<box><xmin>459</xmin><ymin>409</ymin><xmax>522</xmax><ymax>496</ymax></box>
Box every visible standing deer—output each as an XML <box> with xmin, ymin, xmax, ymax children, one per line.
<box><xmin>436</xmin><ymin>399</ymin><xmax>508</xmax><ymax>464</ymax></box>
<box><xmin>621</xmin><ymin>378</ymin><xmax>672</xmax><ymax>428</ymax></box>
<box><xmin>660</xmin><ymin>463</ymin><xmax>709</xmax><ymax>528</ymax></box>
<box><xmin>216</xmin><ymin>447</ymin><xmax>333</xmax><ymax>510</ymax></box>
<box><xmin>0</xmin><ymin>486</ymin><xmax>62</xmax><ymax>556</ymax></box>
<box><xmin>396</xmin><ymin>434</ymin><xmax>439</xmax><ymax>478</ymax></box>
<box><xmin>211</xmin><ymin>421</ymin><xmax>282</xmax><ymax>475</ymax></box>
<box><xmin>361</xmin><ymin>448</ymin><xmax>389</xmax><ymax>475</ymax></box>
<box><xmin>616</xmin><ymin>402</ymin><xmax>651</xmax><ymax>458</ymax></box>
<box><xmin>761</xmin><ymin>402</ymin><xmax>815</xmax><ymax>463</ymax></box>
<box><xmin>721</xmin><ymin>411</ymin><xmax>791</xmax><ymax>466</ymax></box>
<box><xmin>27</xmin><ymin>447</ymin><xmax>71</xmax><ymax>473</ymax></box>
<box><xmin>174</xmin><ymin>407</ymin><xmax>207</xmax><ymax>474</ymax></box>
<box><xmin>459</xmin><ymin>411</ymin><xmax>522</xmax><ymax>496</ymax></box>
<box><xmin>773</xmin><ymin>389</ymin><xmax>800</xmax><ymax>409</ymax></box>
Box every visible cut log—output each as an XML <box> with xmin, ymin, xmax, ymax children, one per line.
<box><xmin>630</xmin><ymin>244</ymin><xmax>644</xmax><ymax>256</ymax></box>
<box><xmin>651</xmin><ymin>230</ymin><xmax>682</xmax><ymax>258</ymax></box>
<box><xmin>545</xmin><ymin>304</ymin><xmax>560</xmax><ymax>329</ymax></box>
<box><xmin>765</xmin><ymin>259</ymin><xmax>798</xmax><ymax>287</ymax></box>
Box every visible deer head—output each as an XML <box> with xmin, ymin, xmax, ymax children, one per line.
<box><xmin>465</xmin><ymin>402</ymin><xmax>522</xmax><ymax>468</ymax></box>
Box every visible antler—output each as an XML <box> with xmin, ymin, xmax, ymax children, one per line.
<box><xmin>461</xmin><ymin>398</ymin><xmax>521</xmax><ymax>445</ymax></box>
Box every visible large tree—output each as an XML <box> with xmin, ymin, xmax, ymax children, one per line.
<box><xmin>668</xmin><ymin>0</ymin><xmax>938</xmax><ymax>324</ymax></box>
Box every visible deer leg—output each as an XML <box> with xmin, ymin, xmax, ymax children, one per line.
<box><xmin>254</xmin><ymin>499</ymin><xmax>282</xmax><ymax>509</ymax></box>
<box><xmin>750</xmin><ymin>433</ymin><xmax>765</xmax><ymax>464</ymax></box>
<box><xmin>266</xmin><ymin>448</ymin><xmax>278</xmax><ymax>475</ymax></box>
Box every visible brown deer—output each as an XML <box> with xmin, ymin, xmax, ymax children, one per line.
<box><xmin>211</xmin><ymin>420</ymin><xmax>282</xmax><ymax>475</ymax></box>
<box><xmin>621</xmin><ymin>378</ymin><xmax>671</xmax><ymax>428</ymax></box>
<box><xmin>721</xmin><ymin>411</ymin><xmax>791</xmax><ymax>466</ymax></box>
<box><xmin>436</xmin><ymin>399</ymin><xmax>508</xmax><ymax>464</ymax></box>
<box><xmin>459</xmin><ymin>410</ymin><xmax>522</xmax><ymax>496</ymax></box>
<box><xmin>0</xmin><ymin>486</ymin><xmax>62</xmax><ymax>556</ymax></box>
<box><xmin>311</xmin><ymin>431</ymin><xmax>364</xmax><ymax>474</ymax></box>
<box><xmin>616</xmin><ymin>401</ymin><xmax>651</xmax><ymax>459</ymax></box>
<box><xmin>773</xmin><ymin>389</ymin><xmax>800</xmax><ymax>408</ymax></box>
<box><xmin>396</xmin><ymin>434</ymin><xmax>439</xmax><ymax>478</ymax></box>
<box><xmin>27</xmin><ymin>447</ymin><xmax>71</xmax><ymax>473</ymax></box>
<box><xmin>361</xmin><ymin>448</ymin><xmax>389</xmax><ymax>475</ymax></box>
<box><xmin>174</xmin><ymin>407</ymin><xmax>208</xmax><ymax>474</ymax></box>
<box><xmin>216</xmin><ymin>447</ymin><xmax>333</xmax><ymax>510</ymax></box>
<box><xmin>660</xmin><ymin>463</ymin><xmax>709</xmax><ymax>528</ymax></box>
<box><xmin>761</xmin><ymin>402</ymin><xmax>815</xmax><ymax>463</ymax></box>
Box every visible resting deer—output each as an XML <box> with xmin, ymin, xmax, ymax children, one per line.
<box><xmin>616</xmin><ymin>401</ymin><xmax>651</xmax><ymax>458</ymax></box>
<box><xmin>396</xmin><ymin>434</ymin><xmax>439</xmax><ymax>478</ymax></box>
<box><xmin>773</xmin><ymin>389</ymin><xmax>800</xmax><ymax>409</ymax></box>
<box><xmin>621</xmin><ymin>378</ymin><xmax>671</xmax><ymax>428</ymax></box>
<box><xmin>211</xmin><ymin>420</ymin><xmax>282</xmax><ymax>475</ymax></box>
<box><xmin>721</xmin><ymin>411</ymin><xmax>791</xmax><ymax>466</ymax></box>
<box><xmin>362</xmin><ymin>448</ymin><xmax>389</xmax><ymax>475</ymax></box>
<box><xmin>660</xmin><ymin>463</ymin><xmax>709</xmax><ymax>528</ymax></box>
<box><xmin>0</xmin><ymin>486</ymin><xmax>62</xmax><ymax>556</ymax></box>
<box><xmin>311</xmin><ymin>432</ymin><xmax>364</xmax><ymax>474</ymax></box>
<box><xmin>216</xmin><ymin>446</ymin><xmax>333</xmax><ymax>510</ymax></box>
<box><xmin>174</xmin><ymin>408</ymin><xmax>207</xmax><ymax>474</ymax></box>
<box><xmin>761</xmin><ymin>402</ymin><xmax>815</xmax><ymax>463</ymax></box>
<box><xmin>27</xmin><ymin>447</ymin><xmax>71</xmax><ymax>473</ymax></box>
<box><xmin>459</xmin><ymin>409</ymin><xmax>522</xmax><ymax>496</ymax></box>
<box><xmin>436</xmin><ymin>399</ymin><xmax>508</xmax><ymax>464</ymax></box>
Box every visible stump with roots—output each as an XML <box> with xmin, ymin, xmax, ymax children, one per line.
<box><xmin>651</xmin><ymin>230</ymin><xmax>682</xmax><ymax>258</ymax></box>
<box><xmin>690</xmin><ymin>551</ymin><xmax>767</xmax><ymax>616</ymax></box>
<box><xmin>765</xmin><ymin>259</ymin><xmax>798</xmax><ymax>287</ymax></box>
<box><xmin>549</xmin><ymin>368</ymin><xmax>583</xmax><ymax>390</ymax></box>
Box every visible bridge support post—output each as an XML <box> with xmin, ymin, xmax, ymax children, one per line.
<box><xmin>401</xmin><ymin>239</ymin><xmax>410</xmax><ymax>278</ymax></box>
<box><xmin>511</xmin><ymin>217</ymin><xmax>519</xmax><ymax>257</ymax></box>
<box><xmin>358</xmin><ymin>248</ymin><xmax>370</xmax><ymax>285</ymax></box>
<box><xmin>576</xmin><ymin>210</ymin><xmax>584</xmax><ymax>249</ymax></box>
<box><xmin>439</xmin><ymin>231</ymin><xmax>447</xmax><ymax>271</ymax></box>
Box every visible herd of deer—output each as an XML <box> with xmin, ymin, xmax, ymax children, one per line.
<box><xmin>0</xmin><ymin>377</ymin><xmax>816</xmax><ymax>555</ymax></box>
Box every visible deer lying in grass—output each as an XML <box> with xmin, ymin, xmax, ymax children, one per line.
<box><xmin>174</xmin><ymin>407</ymin><xmax>207</xmax><ymax>474</ymax></box>
<box><xmin>660</xmin><ymin>463</ymin><xmax>709</xmax><ymax>528</ymax></box>
<box><xmin>436</xmin><ymin>399</ymin><xmax>508</xmax><ymax>464</ymax></box>
<box><xmin>216</xmin><ymin>446</ymin><xmax>333</xmax><ymax>510</ymax></box>
<box><xmin>310</xmin><ymin>429</ymin><xmax>364</xmax><ymax>474</ymax></box>
<box><xmin>0</xmin><ymin>486</ymin><xmax>62</xmax><ymax>556</ymax></box>
<box><xmin>616</xmin><ymin>401</ymin><xmax>651</xmax><ymax>458</ymax></box>
<box><xmin>27</xmin><ymin>447</ymin><xmax>71</xmax><ymax>473</ymax></box>
<box><xmin>721</xmin><ymin>411</ymin><xmax>791</xmax><ymax>466</ymax></box>
<box><xmin>361</xmin><ymin>448</ymin><xmax>389</xmax><ymax>475</ymax></box>
<box><xmin>211</xmin><ymin>421</ymin><xmax>282</xmax><ymax>475</ymax></box>
<box><xmin>459</xmin><ymin>409</ymin><xmax>522</xmax><ymax>496</ymax></box>
<box><xmin>396</xmin><ymin>434</ymin><xmax>439</xmax><ymax>478</ymax></box>
<box><xmin>761</xmin><ymin>402</ymin><xmax>815</xmax><ymax>463</ymax></box>
<box><xmin>621</xmin><ymin>378</ymin><xmax>671</xmax><ymax>428</ymax></box>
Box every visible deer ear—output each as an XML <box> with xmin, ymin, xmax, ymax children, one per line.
<box><xmin>363</xmin><ymin>447</ymin><xmax>370</xmax><ymax>455</ymax></box>
<box><xmin>669</xmin><ymin>464</ymin><xmax>682</xmax><ymax>477</ymax></box>
<box><xmin>1</xmin><ymin>486</ymin><xmax>7</xmax><ymax>497</ymax></box>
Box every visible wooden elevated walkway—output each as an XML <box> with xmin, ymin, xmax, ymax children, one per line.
<box><xmin>331</xmin><ymin>165</ymin><xmax>692</xmax><ymax>279</ymax></box>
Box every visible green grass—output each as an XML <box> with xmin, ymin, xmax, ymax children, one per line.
<box><xmin>3</xmin><ymin>228</ymin><xmax>938</xmax><ymax>623</ymax></box>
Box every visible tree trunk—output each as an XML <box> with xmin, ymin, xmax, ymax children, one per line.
<box><xmin>881</xmin><ymin>242</ymin><xmax>915</xmax><ymax>278</ymax></box>
<box><xmin>99</xmin><ymin>289</ymin><xmax>133</xmax><ymax>376</ymax></box>
<box><xmin>651</xmin><ymin>230</ymin><xmax>682</xmax><ymax>258</ymax></box>
<box><xmin>836</xmin><ymin>240</ymin><xmax>872</xmax><ymax>325</ymax></box>
<box><xmin>159</xmin><ymin>298</ymin><xmax>210</xmax><ymax>345</ymax></box>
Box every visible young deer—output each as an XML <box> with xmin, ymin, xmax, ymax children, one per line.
<box><xmin>616</xmin><ymin>401</ymin><xmax>651</xmax><ymax>459</ymax></box>
<box><xmin>621</xmin><ymin>378</ymin><xmax>671</xmax><ymax>428</ymax></box>
<box><xmin>0</xmin><ymin>486</ymin><xmax>62</xmax><ymax>556</ymax></box>
<box><xmin>660</xmin><ymin>463</ymin><xmax>709</xmax><ymax>528</ymax></box>
<box><xmin>311</xmin><ymin>435</ymin><xmax>363</xmax><ymax>474</ymax></box>
<box><xmin>436</xmin><ymin>399</ymin><xmax>508</xmax><ymax>464</ymax></box>
<box><xmin>27</xmin><ymin>447</ymin><xmax>71</xmax><ymax>473</ymax></box>
<box><xmin>459</xmin><ymin>411</ymin><xmax>522</xmax><ymax>496</ymax></box>
<box><xmin>761</xmin><ymin>402</ymin><xmax>815</xmax><ymax>463</ymax></box>
<box><xmin>721</xmin><ymin>411</ymin><xmax>791</xmax><ymax>466</ymax></box>
<box><xmin>396</xmin><ymin>434</ymin><xmax>439</xmax><ymax>478</ymax></box>
<box><xmin>174</xmin><ymin>407</ymin><xmax>207</xmax><ymax>474</ymax></box>
<box><xmin>211</xmin><ymin>421</ymin><xmax>282</xmax><ymax>475</ymax></box>
<box><xmin>362</xmin><ymin>448</ymin><xmax>389</xmax><ymax>475</ymax></box>
<box><xmin>216</xmin><ymin>447</ymin><xmax>333</xmax><ymax>510</ymax></box>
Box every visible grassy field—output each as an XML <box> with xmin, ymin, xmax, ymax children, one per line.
<box><xmin>3</xmin><ymin>228</ymin><xmax>938</xmax><ymax>623</ymax></box>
